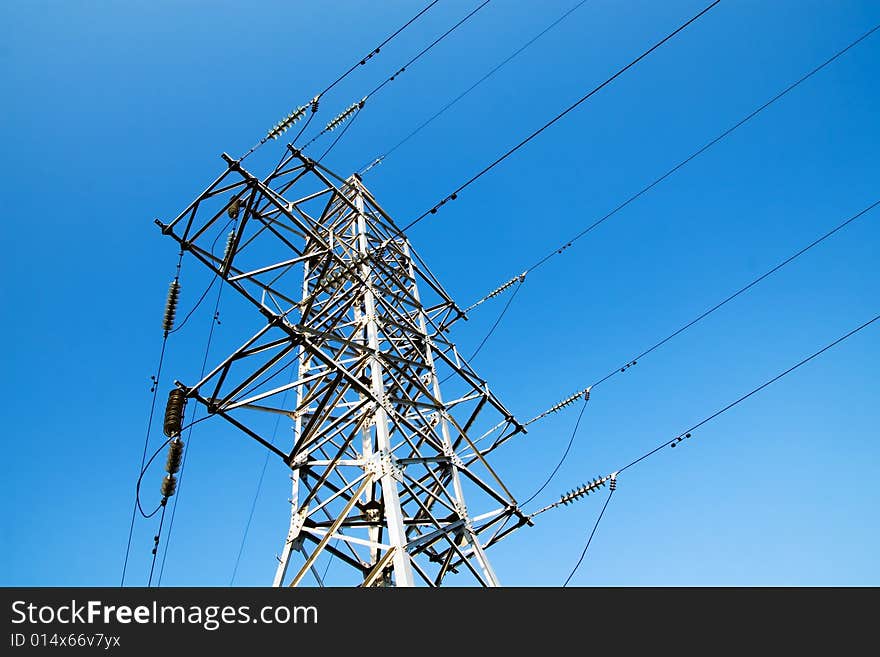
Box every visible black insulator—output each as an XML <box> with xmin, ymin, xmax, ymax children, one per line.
<box><xmin>165</xmin><ymin>438</ymin><xmax>184</xmax><ymax>474</ymax></box>
<box><xmin>610</xmin><ymin>477</ymin><xmax>617</xmax><ymax>491</ymax></box>
<box><xmin>162</xmin><ymin>280</ymin><xmax>180</xmax><ymax>333</ymax></box>
<box><xmin>161</xmin><ymin>474</ymin><xmax>178</xmax><ymax>498</ymax></box>
<box><xmin>227</xmin><ymin>198</ymin><xmax>241</xmax><ymax>219</ymax></box>
<box><xmin>163</xmin><ymin>389</ymin><xmax>187</xmax><ymax>437</ymax></box>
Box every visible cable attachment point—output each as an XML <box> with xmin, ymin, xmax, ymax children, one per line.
<box><xmin>362</xmin><ymin>156</ymin><xmax>384</xmax><ymax>174</ymax></box>
<box><xmin>325</xmin><ymin>99</ymin><xmax>364</xmax><ymax>132</ymax></box>
<box><xmin>560</xmin><ymin>475</ymin><xmax>610</xmax><ymax>506</ymax></box>
<box><xmin>670</xmin><ymin>432</ymin><xmax>692</xmax><ymax>448</ymax></box>
<box><xmin>620</xmin><ymin>359</ymin><xmax>638</xmax><ymax>373</ymax></box>
<box><xmin>310</xmin><ymin>95</ymin><xmax>320</xmax><ymax>113</ymax></box>
<box><xmin>464</xmin><ymin>271</ymin><xmax>528</xmax><ymax>313</ymax></box>
<box><xmin>526</xmin><ymin>386</ymin><xmax>591</xmax><ymax>426</ymax></box>
<box><xmin>162</xmin><ymin>280</ymin><xmax>181</xmax><ymax>334</ymax></box>
<box><xmin>163</xmin><ymin>389</ymin><xmax>187</xmax><ymax>438</ymax></box>
<box><xmin>267</xmin><ymin>105</ymin><xmax>308</xmax><ymax>141</ymax></box>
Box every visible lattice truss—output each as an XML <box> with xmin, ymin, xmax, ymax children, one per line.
<box><xmin>157</xmin><ymin>148</ymin><xmax>530</xmax><ymax>587</ymax></box>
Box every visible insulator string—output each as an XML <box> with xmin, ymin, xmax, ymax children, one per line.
<box><xmin>121</xmin><ymin>250</ymin><xmax>184</xmax><ymax>586</ymax></box>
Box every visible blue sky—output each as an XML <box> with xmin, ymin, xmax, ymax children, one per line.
<box><xmin>1</xmin><ymin>0</ymin><xmax>878</xmax><ymax>586</ymax></box>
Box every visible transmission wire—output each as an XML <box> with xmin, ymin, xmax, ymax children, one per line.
<box><xmin>300</xmin><ymin>0</ymin><xmax>493</xmax><ymax>153</ymax></box>
<box><xmin>121</xmin><ymin>250</ymin><xmax>183</xmax><ymax>586</ymax></box>
<box><xmin>455</xmin><ymin>21</ymin><xmax>880</xmax><ymax>321</ymax></box>
<box><xmin>616</xmin><ymin>312</ymin><xmax>880</xmax><ymax>476</ymax></box>
<box><xmin>524</xmin><ymin>22</ymin><xmax>880</xmax><ymax>274</ymax></box>
<box><xmin>361</xmin><ymin>0</ymin><xmax>592</xmax><ymax>174</ymax></box>
<box><xmin>157</xmin><ymin>280</ymin><xmax>226</xmax><ymax>585</ymax></box>
<box><xmin>556</xmin><ymin>313</ymin><xmax>880</xmax><ymax>583</ymax></box>
<box><xmin>586</xmin><ymin>199</ymin><xmax>880</xmax><ymax>391</ymax></box>
<box><xmin>401</xmin><ymin>0</ymin><xmax>722</xmax><ymax>232</ymax></box>
<box><xmin>240</xmin><ymin>0</ymin><xmax>442</xmax><ymax>159</ymax></box>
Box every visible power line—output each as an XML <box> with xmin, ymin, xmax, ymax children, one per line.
<box><xmin>532</xmin><ymin>311</ymin><xmax>880</xmax><ymax>521</ymax></box>
<box><xmin>147</xmin><ymin>504</ymin><xmax>168</xmax><ymax>587</ymax></box>
<box><xmin>438</xmin><ymin>278</ymin><xmax>523</xmax><ymax>385</ymax></box>
<box><xmin>585</xmin><ymin>198</ymin><xmax>880</xmax><ymax>391</ymax></box>
<box><xmin>474</xmin><ymin>198</ymin><xmax>879</xmax><ymax>457</ymax></box>
<box><xmin>455</xmin><ymin>194</ymin><xmax>878</xmax><ymax>419</ymax></box>
<box><xmin>157</xmin><ymin>280</ymin><xmax>226</xmax><ymax>585</ymax></box>
<box><xmin>315</xmin><ymin>106</ymin><xmax>364</xmax><ymax>164</ymax></box>
<box><xmin>553</xmin><ymin>313</ymin><xmax>880</xmax><ymax>579</ymax></box>
<box><xmin>301</xmin><ymin>0</ymin><xmax>493</xmax><ymax>154</ymax></box>
<box><xmin>618</xmin><ymin>312</ymin><xmax>880</xmax><ymax>475</ymax></box>
<box><xmin>400</xmin><ymin>0</ymin><xmax>722</xmax><ymax>232</ymax></box>
<box><xmin>318</xmin><ymin>0</ymin><xmax>443</xmax><ymax>99</ymax></box>
<box><xmin>521</xmin><ymin>396</ymin><xmax>590</xmax><ymax>508</ymax></box>
<box><xmin>121</xmin><ymin>251</ymin><xmax>183</xmax><ymax>586</ymax></box>
<box><xmin>562</xmin><ymin>486</ymin><xmax>614</xmax><ymax>586</ymax></box>
<box><xmin>454</xmin><ymin>22</ymin><xmax>880</xmax><ymax>317</ymax></box>
<box><xmin>240</xmin><ymin>0</ymin><xmax>442</xmax><ymax>159</ymax></box>
<box><xmin>168</xmin><ymin>216</ymin><xmax>234</xmax><ymax>336</ymax></box>
<box><xmin>365</xmin><ymin>0</ymin><xmax>492</xmax><ymax>100</ymax></box>
<box><xmin>524</xmin><ymin>22</ymin><xmax>880</xmax><ymax>274</ymax></box>
<box><xmin>361</xmin><ymin>0</ymin><xmax>592</xmax><ymax>174</ymax></box>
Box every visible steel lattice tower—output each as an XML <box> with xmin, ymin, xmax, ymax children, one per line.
<box><xmin>157</xmin><ymin>148</ymin><xmax>529</xmax><ymax>586</ymax></box>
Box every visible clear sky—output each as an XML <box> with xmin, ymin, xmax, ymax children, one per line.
<box><xmin>1</xmin><ymin>0</ymin><xmax>878</xmax><ymax>587</ymax></box>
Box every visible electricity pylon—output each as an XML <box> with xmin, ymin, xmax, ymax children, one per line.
<box><xmin>157</xmin><ymin>148</ymin><xmax>530</xmax><ymax>586</ymax></box>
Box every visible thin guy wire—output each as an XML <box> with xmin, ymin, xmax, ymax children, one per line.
<box><xmin>401</xmin><ymin>0</ymin><xmax>722</xmax><ymax>232</ymax></box>
<box><xmin>467</xmin><ymin>278</ymin><xmax>523</xmax><ymax>361</ymax></box>
<box><xmin>522</xmin><ymin>396</ymin><xmax>589</xmax><ymax>507</ymax></box>
<box><xmin>361</xmin><ymin>0</ymin><xmax>592</xmax><ymax>174</ymax></box>
<box><xmin>439</xmin><ymin>279</ymin><xmax>523</xmax><ymax>385</ymax></box>
<box><xmin>315</xmin><ymin>107</ymin><xmax>363</xmax><ymax>164</ymax></box>
<box><xmin>562</xmin><ymin>488</ymin><xmax>614</xmax><ymax>586</ymax></box>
